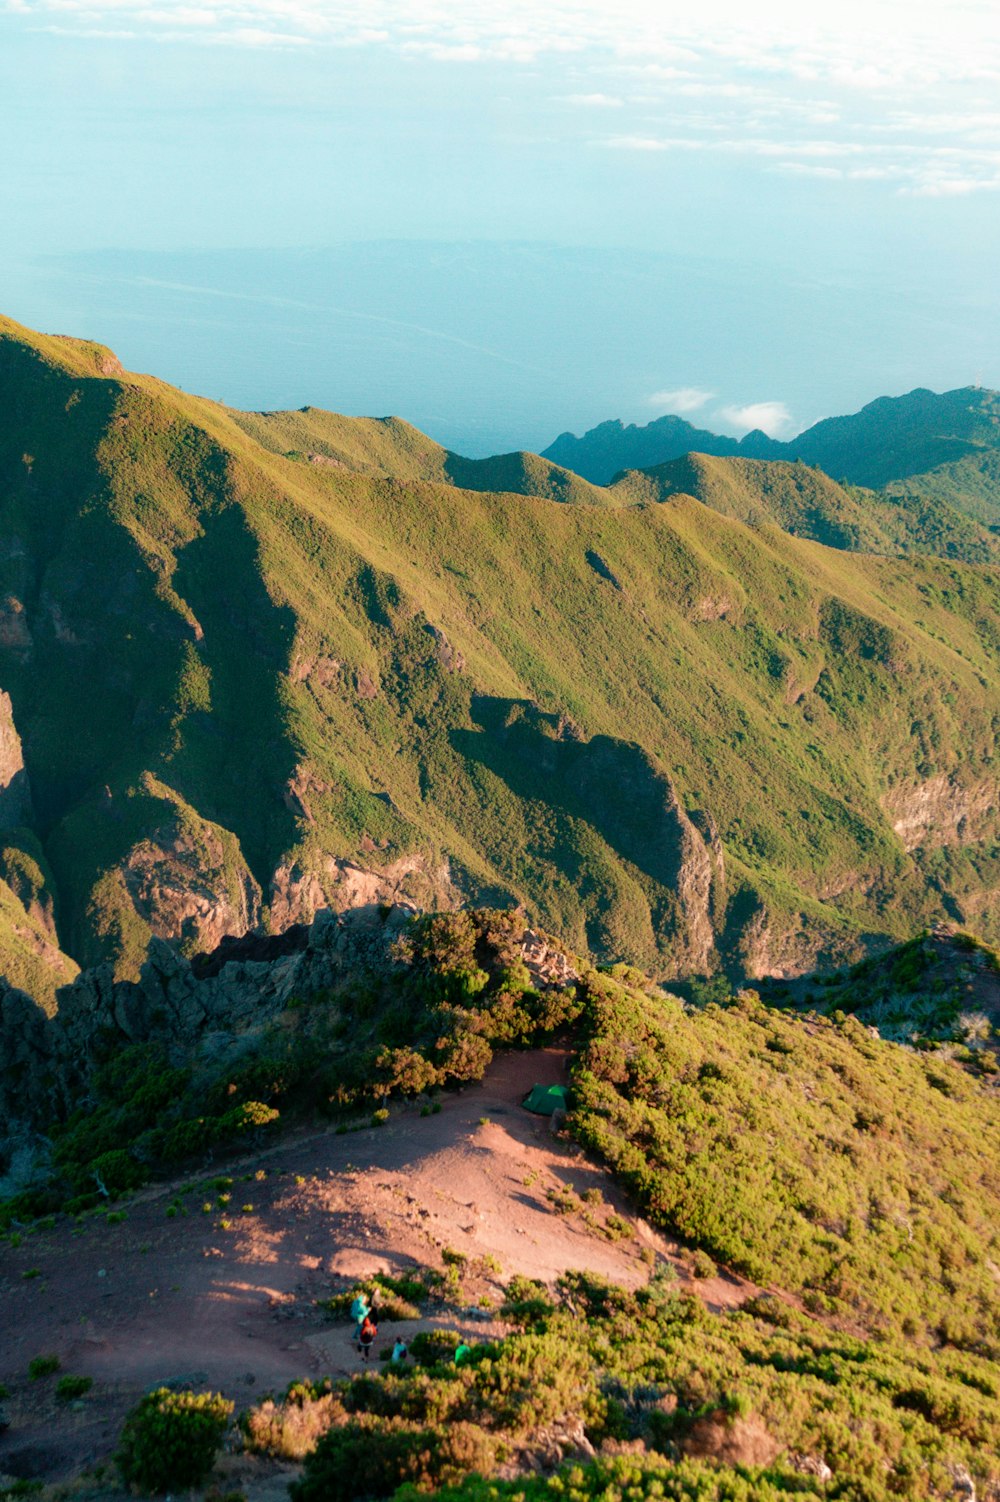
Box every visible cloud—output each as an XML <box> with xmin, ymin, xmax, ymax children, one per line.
<box><xmin>561</xmin><ymin>92</ymin><xmax>624</xmax><ymax>107</ymax></box>
<box><xmin>718</xmin><ymin>401</ymin><xmax>794</xmax><ymax>437</ymax></box>
<box><xmin>9</xmin><ymin>0</ymin><xmax>1000</xmax><ymax>204</ymax></box>
<box><xmin>648</xmin><ymin>387</ymin><xmax>714</xmax><ymax>414</ymax></box>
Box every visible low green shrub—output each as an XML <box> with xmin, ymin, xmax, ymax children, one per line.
<box><xmin>55</xmin><ymin>1374</ymin><xmax>92</xmax><ymax>1401</ymax></box>
<box><xmin>290</xmin><ymin>1417</ymin><xmax>498</xmax><ymax>1502</ymax></box>
<box><xmin>116</xmin><ymin>1388</ymin><xmax>233</xmax><ymax>1492</ymax></box>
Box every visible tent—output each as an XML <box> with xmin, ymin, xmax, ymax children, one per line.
<box><xmin>522</xmin><ymin>1083</ymin><xmax>568</xmax><ymax>1116</ymax></box>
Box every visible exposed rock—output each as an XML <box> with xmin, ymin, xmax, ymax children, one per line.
<box><xmin>122</xmin><ymin>825</ymin><xmax>261</xmax><ymax>955</ymax></box>
<box><xmin>0</xmin><ymin>691</ymin><xmax>31</xmax><ymax>829</ymax></box>
<box><xmin>690</xmin><ymin>593</ymin><xmax>737</xmax><ymax>623</ymax></box>
<box><xmin>734</xmin><ymin>902</ymin><xmax>832</xmax><ymax>981</ymax></box>
<box><xmin>424</xmin><ymin>623</ymin><xmax>465</xmax><ymax>673</ymax></box>
<box><xmin>0</xmin><ymin>983</ymin><xmax>54</xmax><ymax>1131</ymax></box>
<box><xmin>354</xmin><ymin>667</ymin><xmax>379</xmax><ymax>699</ymax></box>
<box><xmin>0</xmin><ymin>901</ymin><xmax>580</xmax><ymax>1154</ymax></box>
<box><xmin>269</xmin><ymin>853</ymin><xmax>462</xmax><ymax>932</ymax></box>
<box><xmin>290</xmin><ymin>653</ymin><xmax>342</xmax><ymax>686</ymax></box>
<box><xmin>884</xmin><ymin>774</ymin><xmax>999</xmax><ymax>851</ymax></box>
<box><xmin>670</xmin><ymin>797</ymin><xmax>718</xmax><ymax>976</ymax></box>
<box><xmin>0</xmin><ymin>596</ymin><xmax>32</xmax><ymax>656</ymax></box>
<box><xmin>520</xmin><ymin>929</ymin><xmax>579</xmax><ymax>989</ymax></box>
<box><xmin>787</xmin><ymin>1453</ymin><xmax>834</xmax><ymax>1482</ymax></box>
<box><xmin>947</xmin><ymin>1465</ymin><xmax>976</xmax><ymax>1502</ymax></box>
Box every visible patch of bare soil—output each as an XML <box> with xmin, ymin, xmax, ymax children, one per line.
<box><xmin>0</xmin><ymin>1048</ymin><xmax>756</xmax><ymax>1488</ymax></box>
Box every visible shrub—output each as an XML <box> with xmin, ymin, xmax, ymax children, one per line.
<box><xmin>410</xmin><ymin>1330</ymin><xmax>464</xmax><ymax>1367</ymax></box>
<box><xmin>690</xmin><ymin>1251</ymin><xmax>717</xmax><ymax>1279</ymax></box>
<box><xmin>116</xmin><ymin>1388</ymin><xmax>233</xmax><ymax>1492</ymax></box>
<box><xmin>242</xmin><ymin>1385</ymin><xmax>345</xmax><ymax>1460</ymax></box>
<box><xmin>27</xmin><ymin>1355</ymin><xmax>60</xmax><ymax>1379</ymax></box>
<box><xmin>290</xmin><ymin>1417</ymin><xmax>497</xmax><ymax>1502</ymax></box>
<box><xmin>55</xmin><ymin>1374</ymin><xmax>93</xmax><ymax>1400</ymax></box>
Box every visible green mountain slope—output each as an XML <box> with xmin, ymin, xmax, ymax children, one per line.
<box><xmin>790</xmin><ymin>386</ymin><xmax>1000</xmax><ymax>490</ymax></box>
<box><xmin>622</xmin><ymin>452</ymin><xmax>1000</xmax><ymax>562</ymax></box>
<box><xmin>3</xmin><ymin>313</ymin><xmax>1000</xmax><ymax>999</ymax></box>
<box><xmin>232</xmin><ymin>404</ymin><xmax>612</xmax><ymax>504</ymax></box>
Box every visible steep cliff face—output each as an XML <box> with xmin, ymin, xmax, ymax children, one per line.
<box><xmin>268</xmin><ymin>854</ymin><xmax>462</xmax><ymax>932</ymax></box>
<box><xmin>883</xmin><ymin>775</ymin><xmax>1000</xmax><ymax>851</ymax></box>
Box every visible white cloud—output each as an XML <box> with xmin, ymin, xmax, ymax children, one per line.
<box><xmin>718</xmin><ymin>401</ymin><xmax>794</xmax><ymax>437</ymax></box>
<box><xmin>561</xmin><ymin>92</ymin><xmax>624</xmax><ymax>107</ymax></box>
<box><xmin>648</xmin><ymin>387</ymin><xmax>714</xmax><ymax>414</ymax></box>
<box><xmin>9</xmin><ymin>0</ymin><xmax>1000</xmax><ymax>203</ymax></box>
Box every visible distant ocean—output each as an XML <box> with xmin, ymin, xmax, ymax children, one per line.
<box><xmin>2</xmin><ymin>240</ymin><xmax>993</xmax><ymax>457</ymax></box>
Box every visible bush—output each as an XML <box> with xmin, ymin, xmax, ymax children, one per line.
<box><xmin>27</xmin><ymin>1355</ymin><xmax>60</xmax><ymax>1379</ymax></box>
<box><xmin>242</xmin><ymin>1383</ymin><xmax>345</xmax><ymax>1460</ymax></box>
<box><xmin>55</xmin><ymin>1374</ymin><xmax>93</xmax><ymax>1401</ymax></box>
<box><xmin>290</xmin><ymin>1417</ymin><xmax>497</xmax><ymax>1502</ymax></box>
<box><xmin>116</xmin><ymin>1388</ymin><xmax>233</xmax><ymax>1492</ymax></box>
<box><xmin>410</xmin><ymin>1329</ymin><xmax>464</xmax><ymax>1367</ymax></box>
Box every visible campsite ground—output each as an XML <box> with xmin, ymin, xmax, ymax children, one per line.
<box><xmin>0</xmin><ymin>1047</ymin><xmax>755</xmax><ymax>1488</ymax></box>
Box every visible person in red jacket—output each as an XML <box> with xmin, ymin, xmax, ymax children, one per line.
<box><xmin>358</xmin><ymin>1312</ymin><xmax>378</xmax><ymax>1361</ymax></box>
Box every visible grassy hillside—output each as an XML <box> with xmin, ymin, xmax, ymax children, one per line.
<box><xmin>572</xmin><ymin>967</ymin><xmax>1000</xmax><ymax>1349</ymax></box>
<box><xmin>3</xmin><ymin>313</ymin><xmax>1000</xmax><ymax>995</ymax></box>
<box><xmin>232</xmin><ymin>405</ymin><xmax>612</xmax><ymax>504</ymax></box>
<box><xmin>759</xmin><ymin>927</ymin><xmax>1000</xmax><ymax>1058</ymax></box>
<box><xmin>623</xmin><ymin>453</ymin><xmax>1000</xmax><ymax>563</ymax></box>
<box><xmin>885</xmin><ymin>449</ymin><xmax>1000</xmax><ymax>529</ymax></box>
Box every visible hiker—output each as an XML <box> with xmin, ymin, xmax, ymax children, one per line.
<box><xmin>358</xmin><ymin>1312</ymin><xmax>378</xmax><ymax>1362</ymax></box>
<box><xmin>350</xmin><ymin>1292</ymin><xmax>370</xmax><ymax>1343</ymax></box>
<box><xmin>391</xmin><ymin>1338</ymin><xmax>408</xmax><ymax>1364</ymax></box>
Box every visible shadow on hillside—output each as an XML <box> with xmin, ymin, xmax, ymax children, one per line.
<box><xmin>450</xmin><ymin>694</ymin><xmax>691</xmax><ymax>897</ymax></box>
<box><xmin>171</xmin><ymin>505</ymin><xmax>301</xmax><ymax>884</ymax></box>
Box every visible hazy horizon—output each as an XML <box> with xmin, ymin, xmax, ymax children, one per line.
<box><xmin>2</xmin><ymin>0</ymin><xmax>999</xmax><ymax>455</ymax></box>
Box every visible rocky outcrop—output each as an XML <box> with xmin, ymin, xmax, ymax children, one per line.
<box><xmin>269</xmin><ymin>854</ymin><xmax>462</xmax><ymax>932</ymax></box>
<box><xmin>884</xmin><ymin>775</ymin><xmax>999</xmax><ymax>851</ymax></box>
<box><xmin>122</xmin><ymin>826</ymin><xmax>261</xmax><ymax>955</ymax></box>
<box><xmin>0</xmin><ymin>692</ymin><xmax>31</xmax><ymax>830</ymax></box>
<box><xmin>520</xmin><ymin>929</ymin><xmax>579</xmax><ymax>989</ymax></box>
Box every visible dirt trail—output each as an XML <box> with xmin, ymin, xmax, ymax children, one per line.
<box><xmin>0</xmin><ymin>1047</ymin><xmax>754</xmax><ymax>1484</ymax></box>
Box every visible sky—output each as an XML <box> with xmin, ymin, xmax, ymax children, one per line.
<box><xmin>1</xmin><ymin>0</ymin><xmax>999</xmax><ymax>454</ymax></box>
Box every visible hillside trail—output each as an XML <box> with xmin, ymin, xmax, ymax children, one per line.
<box><xmin>0</xmin><ymin>1046</ymin><xmax>755</xmax><ymax>1485</ymax></box>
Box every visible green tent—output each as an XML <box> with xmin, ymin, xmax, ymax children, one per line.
<box><xmin>522</xmin><ymin>1083</ymin><xmax>568</xmax><ymax>1116</ymax></box>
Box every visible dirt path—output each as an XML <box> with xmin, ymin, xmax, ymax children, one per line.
<box><xmin>0</xmin><ymin>1047</ymin><xmax>754</xmax><ymax>1484</ymax></box>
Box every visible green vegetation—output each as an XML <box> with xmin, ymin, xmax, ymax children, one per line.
<box><xmin>241</xmin><ymin>1268</ymin><xmax>1000</xmax><ymax>1501</ymax></box>
<box><xmin>625</xmin><ymin>452</ymin><xmax>1000</xmax><ymax>564</ymax></box>
<box><xmin>3</xmin><ymin>317</ymin><xmax>1000</xmax><ymax>1003</ymax></box>
<box><xmin>55</xmin><ymin>1374</ymin><xmax>93</xmax><ymax>1401</ymax></box>
<box><xmin>26</xmin><ymin>1354</ymin><xmax>59</xmax><ymax>1379</ymax></box>
<box><xmin>766</xmin><ymin>930</ymin><xmax>999</xmax><ymax>1057</ymax></box>
<box><xmin>116</xmin><ymin>1388</ymin><xmax>233</xmax><ymax>1492</ymax></box>
<box><xmin>570</xmin><ymin>968</ymin><xmax>1000</xmax><ymax>1349</ymax></box>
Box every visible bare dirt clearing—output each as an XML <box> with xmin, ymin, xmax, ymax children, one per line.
<box><xmin>0</xmin><ymin>1048</ymin><xmax>754</xmax><ymax>1485</ymax></box>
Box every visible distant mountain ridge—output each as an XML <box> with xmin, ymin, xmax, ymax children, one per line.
<box><xmin>543</xmin><ymin>386</ymin><xmax>1000</xmax><ymax>508</ymax></box>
